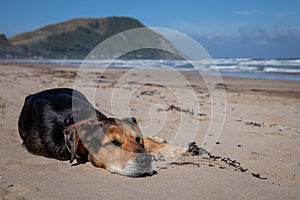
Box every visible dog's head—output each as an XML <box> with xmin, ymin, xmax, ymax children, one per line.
<box><xmin>63</xmin><ymin>117</ymin><xmax>153</xmax><ymax>177</ymax></box>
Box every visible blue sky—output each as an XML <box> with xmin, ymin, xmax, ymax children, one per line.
<box><xmin>1</xmin><ymin>0</ymin><xmax>300</xmax><ymax>58</ymax></box>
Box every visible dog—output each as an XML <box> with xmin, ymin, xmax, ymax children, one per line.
<box><xmin>18</xmin><ymin>88</ymin><xmax>183</xmax><ymax>177</ymax></box>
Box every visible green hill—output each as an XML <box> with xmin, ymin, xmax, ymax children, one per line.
<box><xmin>1</xmin><ymin>17</ymin><xmax>182</xmax><ymax>59</ymax></box>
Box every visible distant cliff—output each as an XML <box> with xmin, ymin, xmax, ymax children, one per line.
<box><xmin>0</xmin><ymin>34</ymin><xmax>27</xmax><ymax>58</ymax></box>
<box><xmin>0</xmin><ymin>17</ymin><xmax>182</xmax><ymax>59</ymax></box>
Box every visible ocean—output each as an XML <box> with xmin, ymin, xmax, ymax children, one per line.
<box><xmin>3</xmin><ymin>58</ymin><xmax>300</xmax><ymax>81</ymax></box>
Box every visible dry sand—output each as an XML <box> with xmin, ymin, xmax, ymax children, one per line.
<box><xmin>0</xmin><ymin>62</ymin><xmax>299</xmax><ymax>199</ymax></box>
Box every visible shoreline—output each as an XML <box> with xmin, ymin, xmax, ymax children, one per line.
<box><xmin>1</xmin><ymin>61</ymin><xmax>300</xmax><ymax>99</ymax></box>
<box><xmin>1</xmin><ymin>61</ymin><xmax>300</xmax><ymax>103</ymax></box>
<box><xmin>1</xmin><ymin>59</ymin><xmax>300</xmax><ymax>82</ymax></box>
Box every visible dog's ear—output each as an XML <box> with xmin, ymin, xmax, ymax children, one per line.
<box><xmin>64</xmin><ymin>126</ymin><xmax>80</xmax><ymax>163</ymax></box>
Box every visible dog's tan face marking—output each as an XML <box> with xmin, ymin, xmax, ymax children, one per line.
<box><xmin>102</xmin><ymin>125</ymin><xmax>144</xmax><ymax>153</ymax></box>
<box><xmin>64</xmin><ymin>118</ymin><xmax>153</xmax><ymax>177</ymax></box>
<box><xmin>113</xmin><ymin>117</ymin><xmax>146</xmax><ymax>149</ymax></box>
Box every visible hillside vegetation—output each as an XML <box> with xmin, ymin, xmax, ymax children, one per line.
<box><xmin>0</xmin><ymin>17</ymin><xmax>181</xmax><ymax>59</ymax></box>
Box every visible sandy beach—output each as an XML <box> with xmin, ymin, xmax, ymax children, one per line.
<box><xmin>0</xmin><ymin>62</ymin><xmax>299</xmax><ymax>199</ymax></box>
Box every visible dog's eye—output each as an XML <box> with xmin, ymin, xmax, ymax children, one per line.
<box><xmin>136</xmin><ymin>136</ymin><xmax>140</xmax><ymax>143</ymax></box>
<box><xmin>111</xmin><ymin>140</ymin><xmax>121</xmax><ymax>147</ymax></box>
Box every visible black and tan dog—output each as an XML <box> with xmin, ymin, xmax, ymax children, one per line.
<box><xmin>18</xmin><ymin>88</ymin><xmax>183</xmax><ymax>177</ymax></box>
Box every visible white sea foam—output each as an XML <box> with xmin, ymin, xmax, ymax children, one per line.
<box><xmin>2</xmin><ymin>58</ymin><xmax>300</xmax><ymax>80</ymax></box>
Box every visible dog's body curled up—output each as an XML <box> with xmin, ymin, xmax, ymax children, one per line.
<box><xmin>18</xmin><ymin>88</ymin><xmax>107</xmax><ymax>161</ymax></box>
<box><xmin>18</xmin><ymin>88</ymin><xmax>180</xmax><ymax>177</ymax></box>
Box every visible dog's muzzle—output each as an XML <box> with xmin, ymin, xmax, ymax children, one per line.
<box><xmin>122</xmin><ymin>153</ymin><xmax>153</xmax><ymax>177</ymax></box>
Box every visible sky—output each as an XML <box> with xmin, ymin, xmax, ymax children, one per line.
<box><xmin>1</xmin><ymin>0</ymin><xmax>300</xmax><ymax>58</ymax></box>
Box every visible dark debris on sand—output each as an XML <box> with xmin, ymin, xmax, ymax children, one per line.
<box><xmin>174</xmin><ymin>142</ymin><xmax>268</xmax><ymax>180</ymax></box>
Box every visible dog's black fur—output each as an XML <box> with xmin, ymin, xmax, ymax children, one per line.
<box><xmin>18</xmin><ymin>88</ymin><xmax>106</xmax><ymax>161</ymax></box>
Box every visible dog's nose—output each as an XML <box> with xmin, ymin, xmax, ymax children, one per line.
<box><xmin>136</xmin><ymin>153</ymin><xmax>152</xmax><ymax>168</ymax></box>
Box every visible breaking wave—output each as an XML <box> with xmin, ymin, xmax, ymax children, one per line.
<box><xmin>2</xmin><ymin>58</ymin><xmax>300</xmax><ymax>80</ymax></box>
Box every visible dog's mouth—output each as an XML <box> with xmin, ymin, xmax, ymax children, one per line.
<box><xmin>130</xmin><ymin>171</ymin><xmax>154</xmax><ymax>177</ymax></box>
<box><xmin>106</xmin><ymin>153</ymin><xmax>154</xmax><ymax>177</ymax></box>
<box><xmin>108</xmin><ymin>166</ymin><xmax>154</xmax><ymax>177</ymax></box>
